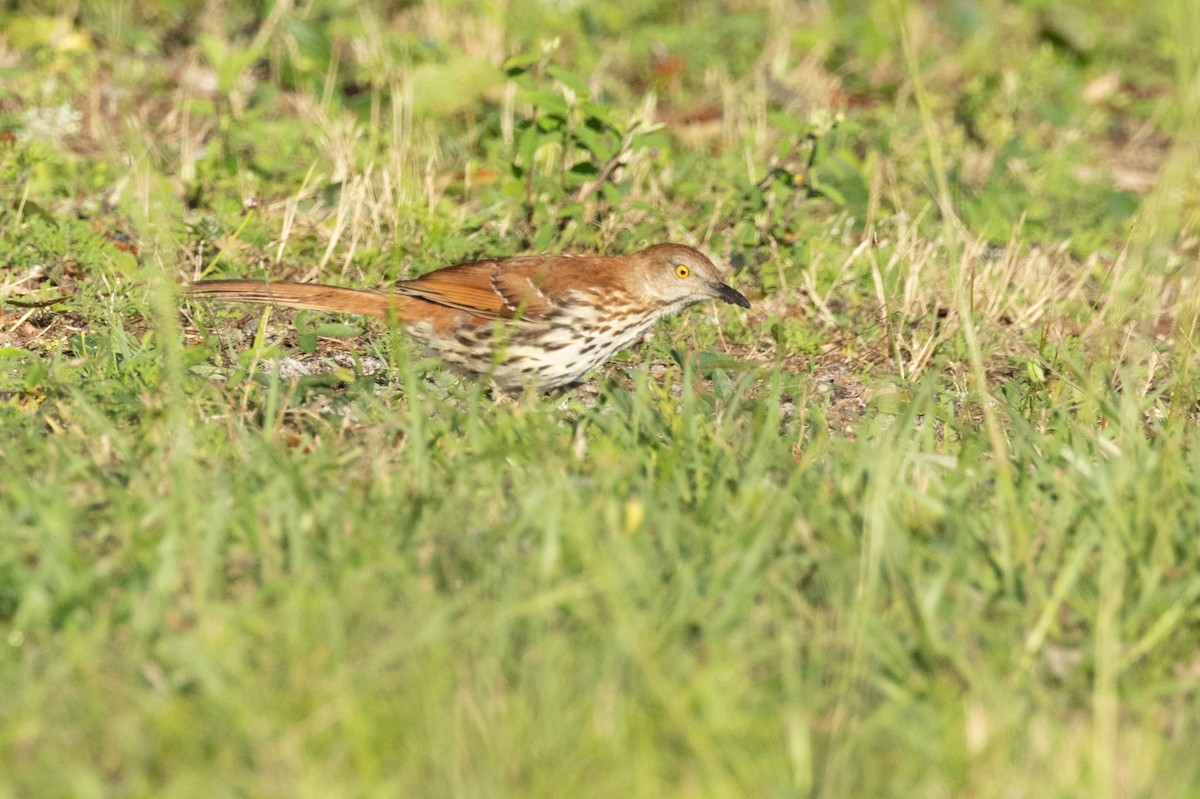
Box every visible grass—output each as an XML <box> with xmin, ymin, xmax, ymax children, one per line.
<box><xmin>2</xmin><ymin>0</ymin><xmax>1199</xmax><ymax>796</ymax></box>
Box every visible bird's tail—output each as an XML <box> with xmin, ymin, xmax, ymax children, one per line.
<box><xmin>186</xmin><ymin>280</ymin><xmax>398</xmax><ymax>318</ymax></box>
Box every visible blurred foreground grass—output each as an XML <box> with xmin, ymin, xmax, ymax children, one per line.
<box><xmin>2</xmin><ymin>1</ymin><xmax>1199</xmax><ymax>796</ymax></box>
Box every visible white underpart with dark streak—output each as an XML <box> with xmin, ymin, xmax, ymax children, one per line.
<box><xmin>401</xmin><ymin>284</ymin><xmax>712</xmax><ymax>390</ymax></box>
<box><xmin>405</xmin><ymin>289</ymin><xmax>688</xmax><ymax>390</ymax></box>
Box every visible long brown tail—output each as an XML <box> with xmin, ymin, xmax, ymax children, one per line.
<box><xmin>186</xmin><ymin>280</ymin><xmax>398</xmax><ymax>318</ymax></box>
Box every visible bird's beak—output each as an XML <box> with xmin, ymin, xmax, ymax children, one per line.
<box><xmin>711</xmin><ymin>282</ymin><xmax>751</xmax><ymax>309</ymax></box>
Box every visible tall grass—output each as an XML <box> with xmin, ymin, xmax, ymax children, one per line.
<box><xmin>1</xmin><ymin>0</ymin><xmax>1198</xmax><ymax>796</ymax></box>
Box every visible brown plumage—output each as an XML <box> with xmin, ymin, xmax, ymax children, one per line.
<box><xmin>186</xmin><ymin>242</ymin><xmax>750</xmax><ymax>390</ymax></box>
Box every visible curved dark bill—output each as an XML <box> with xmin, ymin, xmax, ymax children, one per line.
<box><xmin>712</xmin><ymin>282</ymin><xmax>751</xmax><ymax>309</ymax></box>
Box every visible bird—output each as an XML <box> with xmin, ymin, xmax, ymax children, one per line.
<box><xmin>186</xmin><ymin>242</ymin><xmax>750</xmax><ymax>391</ymax></box>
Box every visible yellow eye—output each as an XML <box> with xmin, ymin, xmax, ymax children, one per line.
<box><xmin>675</xmin><ymin>264</ymin><xmax>690</xmax><ymax>279</ymax></box>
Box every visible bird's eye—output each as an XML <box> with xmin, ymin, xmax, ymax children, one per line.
<box><xmin>675</xmin><ymin>264</ymin><xmax>690</xmax><ymax>279</ymax></box>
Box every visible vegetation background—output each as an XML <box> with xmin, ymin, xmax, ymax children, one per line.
<box><xmin>2</xmin><ymin>0</ymin><xmax>1198</xmax><ymax>796</ymax></box>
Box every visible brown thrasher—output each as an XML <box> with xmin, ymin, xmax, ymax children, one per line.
<box><xmin>187</xmin><ymin>242</ymin><xmax>750</xmax><ymax>390</ymax></box>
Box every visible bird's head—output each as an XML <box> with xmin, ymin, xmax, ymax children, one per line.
<box><xmin>632</xmin><ymin>243</ymin><xmax>751</xmax><ymax>314</ymax></box>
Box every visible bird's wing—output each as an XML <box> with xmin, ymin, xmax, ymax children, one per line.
<box><xmin>395</xmin><ymin>256</ymin><xmax>564</xmax><ymax>320</ymax></box>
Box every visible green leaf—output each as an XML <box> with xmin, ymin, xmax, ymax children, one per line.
<box><xmin>503</xmin><ymin>53</ymin><xmax>540</xmax><ymax>75</ymax></box>
<box><xmin>409</xmin><ymin>57</ymin><xmax>501</xmax><ymax>116</ymax></box>
<box><xmin>517</xmin><ymin>126</ymin><xmax>539</xmax><ymax>165</ymax></box>
<box><xmin>199</xmin><ymin>34</ymin><xmax>261</xmax><ymax>95</ymax></box>
<box><xmin>601</xmin><ymin>182</ymin><xmax>626</xmax><ymax>206</ymax></box>
<box><xmin>16</xmin><ymin>199</ymin><xmax>57</xmax><ymax>227</ymax></box>
<box><xmin>533</xmin><ymin>224</ymin><xmax>556</xmax><ymax>250</ymax></box>
<box><xmin>573</xmin><ymin>126</ymin><xmax>612</xmax><ymax>160</ymax></box>
<box><xmin>768</xmin><ymin>110</ymin><xmax>806</xmax><ymax>137</ymax></box>
<box><xmin>524</xmin><ymin>89</ymin><xmax>570</xmax><ymax>116</ymax></box>
<box><xmin>547</xmin><ymin>65</ymin><xmax>590</xmax><ymax>98</ymax></box>
<box><xmin>733</xmin><ymin>220</ymin><xmax>759</xmax><ymax>246</ymax></box>
<box><xmin>633</xmin><ymin>129</ymin><xmax>670</xmax><ymax>151</ymax></box>
<box><xmin>507</xmin><ymin>71</ymin><xmax>535</xmax><ymax>91</ymax></box>
<box><xmin>580</xmin><ymin>101</ymin><xmax>617</xmax><ymax>130</ymax></box>
<box><xmin>313</xmin><ymin>323</ymin><xmax>361</xmax><ymax>339</ymax></box>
